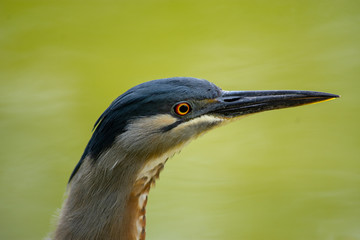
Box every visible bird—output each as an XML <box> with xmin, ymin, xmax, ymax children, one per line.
<box><xmin>53</xmin><ymin>77</ymin><xmax>338</xmax><ymax>240</ymax></box>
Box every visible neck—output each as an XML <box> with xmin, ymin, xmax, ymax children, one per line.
<box><xmin>53</xmin><ymin>145</ymin><xmax>172</xmax><ymax>240</ymax></box>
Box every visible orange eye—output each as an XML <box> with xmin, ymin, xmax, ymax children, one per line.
<box><xmin>174</xmin><ymin>102</ymin><xmax>191</xmax><ymax>116</ymax></box>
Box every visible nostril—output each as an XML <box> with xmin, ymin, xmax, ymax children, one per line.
<box><xmin>223</xmin><ymin>97</ymin><xmax>241</xmax><ymax>102</ymax></box>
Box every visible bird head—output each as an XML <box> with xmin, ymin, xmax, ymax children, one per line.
<box><xmin>70</xmin><ymin>77</ymin><xmax>338</xmax><ymax>181</ymax></box>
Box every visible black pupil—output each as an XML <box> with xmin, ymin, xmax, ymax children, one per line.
<box><xmin>179</xmin><ymin>104</ymin><xmax>189</xmax><ymax>113</ymax></box>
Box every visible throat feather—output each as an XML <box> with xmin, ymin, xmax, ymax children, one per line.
<box><xmin>129</xmin><ymin>153</ymin><xmax>172</xmax><ymax>240</ymax></box>
<box><xmin>126</xmin><ymin>142</ymin><xmax>190</xmax><ymax>239</ymax></box>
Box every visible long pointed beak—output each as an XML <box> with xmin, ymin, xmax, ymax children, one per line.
<box><xmin>210</xmin><ymin>90</ymin><xmax>339</xmax><ymax>117</ymax></box>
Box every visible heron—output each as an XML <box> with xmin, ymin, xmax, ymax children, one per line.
<box><xmin>53</xmin><ymin>77</ymin><xmax>338</xmax><ymax>240</ymax></box>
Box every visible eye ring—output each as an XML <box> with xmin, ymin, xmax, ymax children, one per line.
<box><xmin>174</xmin><ymin>102</ymin><xmax>191</xmax><ymax>116</ymax></box>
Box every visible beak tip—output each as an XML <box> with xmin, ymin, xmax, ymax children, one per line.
<box><xmin>307</xmin><ymin>92</ymin><xmax>340</xmax><ymax>101</ymax></box>
<box><xmin>325</xmin><ymin>93</ymin><xmax>340</xmax><ymax>100</ymax></box>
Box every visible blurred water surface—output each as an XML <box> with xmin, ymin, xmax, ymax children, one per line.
<box><xmin>1</xmin><ymin>1</ymin><xmax>359</xmax><ymax>240</ymax></box>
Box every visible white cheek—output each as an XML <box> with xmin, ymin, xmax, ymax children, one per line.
<box><xmin>171</xmin><ymin>115</ymin><xmax>225</xmax><ymax>138</ymax></box>
<box><xmin>180</xmin><ymin>115</ymin><xmax>224</xmax><ymax>128</ymax></box>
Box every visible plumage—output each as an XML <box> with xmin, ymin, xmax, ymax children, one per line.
<box><xmin>54</xmin><ymin>77</ymin><xmax>338</xmax><ymax>240</ymax></box>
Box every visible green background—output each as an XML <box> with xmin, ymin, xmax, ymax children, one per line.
<box><xmin>1</xmin><ymin>1</ymin><xmax>359</xmax><ymax>239</ymax></box>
